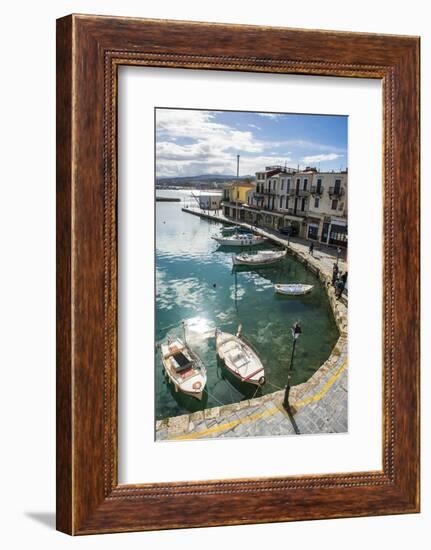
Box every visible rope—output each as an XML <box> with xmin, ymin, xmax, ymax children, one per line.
<box><xmin>265</xmin><ymin>380</ymin><xmax>285</xmax><ymax>392</ymax></box>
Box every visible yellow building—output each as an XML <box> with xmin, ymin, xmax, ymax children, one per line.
<box><xmin>222</xmin><ymin>181</ymin><xmax>256</xmax><ymax>220</ymax></box>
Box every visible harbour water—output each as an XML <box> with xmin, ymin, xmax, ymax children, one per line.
<box><xmin>155</xmin><ymin>189</ymin><xmax>339</xmax><ymax>420</ymax></box>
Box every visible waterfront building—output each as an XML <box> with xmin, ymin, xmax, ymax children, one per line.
<box><xmin>222</xmin><ymin>165</ymin><xmax>348</xmax><ymax>247</ymax></box>
<box><xmin>306</xmin><ymin>172</ymin><xmax>348</xmax><ymax>246</ymax></box>
<box><xmin>221</xmin><ymin>181</ymin><xmax>256</xmax><ymax>220</ymax></box>
<box><xmin>197</xmin><ymin>192</ymin><xmax>223</xmax><ymax>210</ymax></box>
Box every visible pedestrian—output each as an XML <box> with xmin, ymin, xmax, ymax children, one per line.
<box><xmin>341</xmin><ymin>271</ymin><xmax>348</xmax><ymax>284</ymax></box>
<box><xmin>332</xmin><ymin>262</ymin><xmax>339</xmax><ymax>286</ymax></box>
<box><xmin>335</xmin><ymin>277</ymin><xmax>345</xmax><ymax>299</ymax></box>
<box><xmin>309</xmin><ymin>241</ymin><xmax>314</xmax><ymax>256</ymax></box>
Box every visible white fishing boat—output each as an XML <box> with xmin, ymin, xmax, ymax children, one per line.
<box><xmin>160</xmin><ymin>336</ymin><xmax>207</xmax><ymax>400</ymax></box>
<box><xmin>274</xmin><ymin>283</ymin><xmax>313</xmax><ymax>296</ymax></box>
<box><xmin>212</xmin><ymin>234</ymin><xmax>266</xmax><ymax>246</ymax></box>
<box><xmin>232</xmin><ymin>249</ymin><xmax>286</xmax><ymax>266</ymax></box>
<box><xmin>215</xmin><ymin>326</ymin><xmax>265</xmax><ymax>386</ymax></box>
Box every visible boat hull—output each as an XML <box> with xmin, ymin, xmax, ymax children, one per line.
<box><xmin>160</xmin><ymin>339</ymin><xmax>207</xmax><ymax>400</ymax></box>
<box><xmin>212</xmin><ymin>236</ymin><xmax>266</xmax><ymax>246</ymax></box>
<box><xmin>274</xmin><ymin>284</ymin><xmax>313</xmax><ymax>296</ymax></box>
<box><xmin>215</xmin><ymin>330</ymin><xmax>265</xmax><ymax>386</ymax></box>
<box><xmin>232</xmin><ymin>250</ymin><xmax>286</xmax><ymax>266</ymax></box>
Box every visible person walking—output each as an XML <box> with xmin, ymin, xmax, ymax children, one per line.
<box><xmin>332</xmin><ymin>262</ymin><xmax>339</xmax><ymax>286</ymax></box>
<box><xmin>309</xmin><ymin>241</ymin><xmax>314</xmax><ymax>256</ymax></box>
<box><xmin>335</xmin><ymin>276</ymin><xmax>345</xmax><ymax>299</ymax></box>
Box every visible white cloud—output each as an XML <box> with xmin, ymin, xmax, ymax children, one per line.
<box><xmin>155</xmin><ymin>109</ymin><xmax>345</xmax><ymax>177</ymax></box>
<box><xmin>300</xmin><ymin>153</ymin><xmax>342</xmax><ymax>164</ymax></box>
<box><xmin>156</xmin><ymin>109</ymin><xmax>279</xmax><ymax>177</ymax></box>
<box><xmin>256</xmin><ymin>113</ymin><xmax>280</xmax><ymax>119</ymax></box>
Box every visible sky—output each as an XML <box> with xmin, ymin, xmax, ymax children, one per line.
<box><xmin>155</xmin><ymin>108</ymin><xmax>348</xmax><ymax>178</ymax></box>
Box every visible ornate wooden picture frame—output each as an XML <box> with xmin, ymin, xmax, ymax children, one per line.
<box><xmin>56</xmin><ymin>14</ymin><xmax>420</xmax><ymax>535</ymax></box>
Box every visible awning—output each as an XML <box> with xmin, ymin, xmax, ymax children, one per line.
<box><xmin>331</xmin><ymin>218</ymin><xmax>347</xmax><ymax>227</ymax></box>
<box><xmin>261</xmin><ymin>210</ymin><xmax>284</xmax><ymax>217</ymax></box>
<box><xmin>283</xmin><ymin>214</ymin><xmax>305</xmax><ymax>222</ymax></box>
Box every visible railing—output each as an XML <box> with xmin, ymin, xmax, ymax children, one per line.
<box><xmin>328</xmin><ymin>186</ymin><xmax>345</xmax><ymax>197</ymax></box>
<box><xmin>288</xmin><ymin>189</ymin><xmax>310</xmax><ymax>197</ymax></box>
<box><xmin>310</xmin><ymin>186</ymin><xmax>323</xmax><ymax>195</ymax></box>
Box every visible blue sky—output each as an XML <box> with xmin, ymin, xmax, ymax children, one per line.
<box><xmin>156</xmin><ymin>108</ymin><xmax>347</xmax><ymax>178</ymax></box>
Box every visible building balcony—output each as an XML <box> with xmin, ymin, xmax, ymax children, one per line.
<box><xmin>280</xmin><ymin>208</ymin><xmax>306</xmax><ymax>217</ymax></box>
<box><xmin>288</xmin><ymin>189</ymin><xmax>310</xmax><ymax>197</ymax></box>
<box><xmin>221</xmin><ymin>200</ymin><xmax>244</xmax><ymax>208</ymax></box>
<box><xmin>310</xmin><ymin>186</ymin><xmax>324</xmax><ymax>195</ymax></box>
<box><xmin>328</xmin><ymin>187</ymin><xmax>345</xmax><ymax>197</ymax></box>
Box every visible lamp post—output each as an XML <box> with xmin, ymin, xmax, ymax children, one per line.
<box><xmin>336</xmin><ymin>246</ymin><xmax>341</xmax><ymax>266</ymax></box>
<box><xmin>283</xmin><ymin>321</ymin><xmax>302</xmax><ymax>413</ymax></box>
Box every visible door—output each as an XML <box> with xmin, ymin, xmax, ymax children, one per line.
<box><xmin>321</xmin><ymin>222</ymin><xmax>330</xmax><ymax>243</ymax></box>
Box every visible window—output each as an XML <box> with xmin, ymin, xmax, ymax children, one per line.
<box><xmin>286</xmin><ymin>197</ymin><xmax>289</xmax><ymax>209</ymax></box>
<box><xmin>287</xmin><ymin>178</ymin><xmax>291</xmax><ymax>192</ymax></box>
<box><xmin>316</xmin><ymin>178</ymin><xmax>322</xmax><ymax>192</ymax></box>
<box><xmin>301</xmin><ymin>197</ymin><xmax>306</xmax><ymax>211</ymax></box>
<box><xmin>314</xmin><ymin>197</ymin><xmax>319</xmax><ymax>208</ymax></box>
<box><xmin>331</xmin><ymin>199</ymin><xmax>338</xmax><ymax>210</ymax></box>
<box><xmin>281</xmin><ymin>179</ymin><xmax>284</xmax><ymax>190</ymax></box>
<box><xmin>339</xmin><ymin>202</ymin><xmax>344</xmax><ymax>211</ymax></box>
<box><xmin>280</xmin><ymin>196</ymin><xmax>284</xmax><ymax>209</ymax></box>
<box><xmin>303</xmin><ymin>178</ymin><xmax>308</xmax><ymax>191</ymax></box>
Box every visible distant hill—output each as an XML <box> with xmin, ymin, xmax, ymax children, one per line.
<box><xmin>156</xmin><ymin>174</ymin><xmax>255</xmax><ymax>188</ymax></box>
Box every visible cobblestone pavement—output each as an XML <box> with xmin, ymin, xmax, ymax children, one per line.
<box><xmin>156</xmin><ymin>342</ymin><xmax>347</xmax><ymax>441</ymax></box>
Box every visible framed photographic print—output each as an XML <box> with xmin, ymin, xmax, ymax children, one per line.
<box><xmin>56</xmin><ymin>14</ymin><xmax>420</xmax><ymax>535</ymax></box>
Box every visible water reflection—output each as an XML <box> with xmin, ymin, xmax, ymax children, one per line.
<box><xmin>155</xmin><ymin>190</ymin><xmax>339</xmax><ymax>420</ymax></box>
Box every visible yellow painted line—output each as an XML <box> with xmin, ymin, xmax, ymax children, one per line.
<box><xmin>172</xmin><ymin>359</ymin><xmax>347</xmax><ymax>440</ymax></box>
<box><xmin>173</xmin><ymin>405</ymin><xmax>280</xmax><ymax>440</ymax></box>
<box><xmin>294</xmin><ymin>359</ymin><xmax>347</xmax><ymax>409</ymax></box>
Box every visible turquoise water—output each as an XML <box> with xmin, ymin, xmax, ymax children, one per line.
<box><xmin>155</xmin><ymin>189</ymin><xmax>339</xmax><ymax>420</ymax></box>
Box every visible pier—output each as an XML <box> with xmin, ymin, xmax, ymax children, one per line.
<box><xmin>156</xmin><ymin>206</ymin><xmax>348</xmax><ymax>441</ymax></box>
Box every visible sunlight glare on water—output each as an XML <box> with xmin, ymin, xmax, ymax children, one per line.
<box><xmin>155</xmin><ymin>189</ymin><xmax>339</xmax><ymax>420</ymax></box>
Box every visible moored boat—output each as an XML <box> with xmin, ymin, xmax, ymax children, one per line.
<box><xmin>274</xmin><ymin>283</ymin><xmax>313</xmax><ymax>296</ymax></box>
<box><xmin>212</xmin><ymin>234</ymin><xmax>266</xmax><ymax>246</ymax></box>
<box><xmin>160</xmin><ymin>336</ymin><xmax>207</xmax><ymax>400</ymax></box>
<box><xmin>232</xmin><ymin>249</ymin><xmax>286</xmax><ymax>266</ymax></box>
<box><xmin>215</xmin><ymin>326</ymin><xmax>265</xmax><ymax>386</ymax></box>
<box><xmin>221</xmin><ymin>225</ymin><xmax>250</xmax><ymax>235</ymax></box>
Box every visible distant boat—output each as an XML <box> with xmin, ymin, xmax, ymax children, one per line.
<box><xmin>274</xmin><ymin>283</ymin><xmax>313</xmax><ymax>296</ymax></box>
<box><xmin>232</xmin><ymin>249</ymin><xmax>286</xmax><ymax>266</ymax></box>
<box><xmin>160</xmin><ymin>337</ymin><xmax>207</xmax><ymax>400</ymax></box>
<box><xmin>156</xmin><ymin>196</ymin><xmax>181</xmax><ymax>202</ymax></box>
<box><xmin>215</xmin><ymin>326</ymin><xmax>265</xmax><ymax>386</ymax></box>
<box><xmin>212</xmin><ymin>234</ymin><xmax>266</xmax><ymax>246</ymax></box>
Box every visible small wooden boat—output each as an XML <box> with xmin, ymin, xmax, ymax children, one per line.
<box><xmin>232</xmin><ymin>249</ymin><xmax>286</xmax><ymax>266</ymax></box>
<box><xmin>160</xmin><ymin>337</ymin><xmax>207</xmax><ymax>400</ymax></box>
<box><xmin>212</xmin><ymin>234</ymin><xmax>266</xmax><ymax>246</ymax></box>
<box><xmin>215</xmin><ymin>326</ymin><xmax>265</xmax><ymax>386</ymax></box>
<box><xmin>274</xmin><ymin>283</ymin><xmax>313</xmax><ymax>296</ymax></box>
